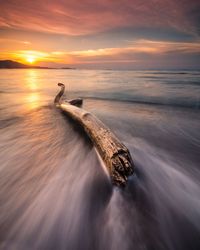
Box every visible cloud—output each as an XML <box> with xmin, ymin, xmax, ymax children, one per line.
<box><xmin>0</xmin><ymin>38</ymin><xmax>31</xmax><ymax>44</ymax></box>
<box><xmin>62</xmin><ymin>40</ymin><xmax>200</xmax><ymax>69</ymax></box>
<box><xmin>69</xmin><ymin>40</ymin><xmax>200</xmax><ymax>59</ymax></box>
<box><xmin>1</xmin><ymin>39</ymin><xmax>199</xmax><ymax>69</ymax></box>
<box><xmin>0</xmin><ymin>0</ymin><xmax>200</xmax><ymax>37</ymax></box>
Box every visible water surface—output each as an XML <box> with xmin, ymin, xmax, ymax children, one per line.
<box><xmin>0</xmin><ymin>69</ymin><xmax>200</xmax><ymax>250</ymax></box>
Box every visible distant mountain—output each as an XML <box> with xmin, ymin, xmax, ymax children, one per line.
<box><xmin>0</xmin><ymin>60</ymin><xmax>50</xmax><ymax>69</ymax></box>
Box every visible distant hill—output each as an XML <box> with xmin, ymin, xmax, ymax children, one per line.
<box><xmin>0</xmin><ymin>60</ymin><xmax>50</xmax><ymax>69</ymax></box>
<box><xmin>61</xmin><ymin>67</ymin><xmax>76</xmax><ymax>70</ymax></box>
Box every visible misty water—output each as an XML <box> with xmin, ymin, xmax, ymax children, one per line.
<box><xmin>0</xmin><ymin>69</ymin><xmax>200</xmax><ymax>250</ymax></box>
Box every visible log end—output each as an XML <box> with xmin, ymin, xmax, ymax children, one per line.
<box><xmin>110</xmin><ymin>149</ymin><xmax>134</xmax><ymax>187</ymax></box>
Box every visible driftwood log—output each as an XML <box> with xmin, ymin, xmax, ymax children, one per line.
<box><xmin>54</xmin><ymin>83</ymin><xmax>134</xmax><ymax>186</ymax></box>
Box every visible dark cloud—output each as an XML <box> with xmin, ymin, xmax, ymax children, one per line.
<box><xmin>188</xmin><ymin>7</ymin><xmax>200</xmax><ymax>35</ymax></box>
<box><xmin>94</xmin><ymin>26</ymin><xmax>197</xmax><ymax>43</ymax></box>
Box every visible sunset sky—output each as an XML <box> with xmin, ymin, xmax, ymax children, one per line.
<box><xmin>0</xmin><ymin>0</ymin><xmax>200</xmax><ymax>69</ymax></box>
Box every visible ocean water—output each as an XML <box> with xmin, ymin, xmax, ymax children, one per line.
<box><xmin>0</xmin><ymin>69</ymin><xmax>200</xmax><ymax>250</ymax></box>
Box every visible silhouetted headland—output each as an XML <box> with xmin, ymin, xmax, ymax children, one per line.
<box><xmin>0</xmin><ymin>60</ymin><xmax>51</xmax><ymax>69</ymax></box>
<box><xmin>61</xmin><ymin>67</ymin><xmax>76</xmax><ymax>70</ymax></box>
<box><xmin>0</xmin><ymin>60</ymin><xmax>76</xmax><ymax>69</ymax></box>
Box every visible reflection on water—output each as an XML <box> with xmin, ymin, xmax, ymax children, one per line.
<box><xmin>0</xmin><ymin>69</ymin><xmax>200</xmax><ymax>250</ymax></box>
<box><xmin>25</xmin><ymin>70</ymin><xmax>38</xmax><ymax>91</ymax></box>
<box><xmin>24</xmin><ymin>70</ymin><xmax>41</xmax><ymax>109</ymax></box>
<box><xmin>25</xmin><ymin>93</ymin><xmax>40</xmax><ymax>109</ymax></box>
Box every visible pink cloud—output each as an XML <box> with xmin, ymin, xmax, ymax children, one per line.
<box><xmin>0</xmin><ymin>0</ymin><xmax>199</xmax><ymax>35</ymax></box>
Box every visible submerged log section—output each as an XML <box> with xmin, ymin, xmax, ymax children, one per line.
<box><xmin>54</xmin><ymin>83</ymin><xmax>134</xmax><ymax>186</ymax></box>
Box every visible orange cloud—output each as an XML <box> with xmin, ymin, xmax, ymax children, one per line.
<box><xmin>1</xmin><ymin>40</ymin><xmax>199</xmax><ymax>69</ymax></box>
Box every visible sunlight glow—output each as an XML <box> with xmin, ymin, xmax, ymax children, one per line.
<box><xmin>19</xmin><ymin>50</ymin><xmax>50</xmax><ymax>65</ymax></box>
<box><xmin>26</xmin><ymin>55</ymin><xmax>36</xmax><ymax>64</ymax></box>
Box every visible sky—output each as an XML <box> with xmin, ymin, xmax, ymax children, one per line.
<box><xmin>0</xmin><ymin>0</ymin><xmax>200</xmax><ymax>69</ymax></box>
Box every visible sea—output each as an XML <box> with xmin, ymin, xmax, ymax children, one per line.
<box><xmin>0</xmin><ymin>69</ymin><xmax>200</xmax><ymax>250</ymax></box>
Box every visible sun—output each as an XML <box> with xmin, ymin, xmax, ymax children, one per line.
<box><xmin>26</xmin><ymin>55</ymin><xmax>36</xmax><ymax>64</ymax></box>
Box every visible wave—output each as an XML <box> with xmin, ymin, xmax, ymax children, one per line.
<box><xmin>0</xmin><ymin>105</ymin><xmax>54</xmax><ymax>129</ymax></box>
<box><xmin>83</xmin><ymin>96</ymin><xmax>200</xmax><ymax>109</ymax></box>
<box><xmin>141</xmin><ymin>71</ymin><xmax>200</xmax><ymax>76</ymax></box>
<box><xmin>140</xmin><ymin>78</ymin><xmax>200</xmax><ymax>86</ymax></box>
<box><xmin>1</xmin><ymin>97</ymin><xmax>198</xmax><ymax>130</ymax></box>
<box><xmin>0</xmin><ymin>116</ymin><xmax>22</xmax><ymax>129</ymax></box>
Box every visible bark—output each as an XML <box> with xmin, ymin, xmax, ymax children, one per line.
<box><xmin>55</xmin><ymin>83</ymin><xmax>134</xmax><ymax>186</ymax></box>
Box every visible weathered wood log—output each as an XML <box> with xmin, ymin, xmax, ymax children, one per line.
<box><xmin>54</xmin><ymin>83</ymin><xmax>83</xmax><ymax>107</ymax></box>
<box><xmin>55</xmin><ymin>83</ymin><xmax>134</xmax><ymax>186</ymax></box>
